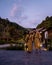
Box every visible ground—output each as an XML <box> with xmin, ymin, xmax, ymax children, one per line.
<box><xmin>0</xmin><ymin>50</ymin><xmax>52</xmax><ymax>65</ymax></box>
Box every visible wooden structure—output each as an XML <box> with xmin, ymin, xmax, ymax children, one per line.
<box><xmin>39</xmin><ymin>27</ymin><xmax>52</xmax><ymax>41</ymax></box>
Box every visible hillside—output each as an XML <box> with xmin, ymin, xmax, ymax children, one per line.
<box><xmin>0</xmin><ymin>17</ymin><xmax>27</xmax><ymax>44</ymax></box>
<box><xmin>36</xmin><ymin>16</ymin><xmax>52</xmax><ymax>29</ymax></box>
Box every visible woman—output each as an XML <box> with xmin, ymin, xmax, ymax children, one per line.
<box><xmin>25</xmin><ymin>31</ymin><xmax>33</xmax><ymax>53</ymax></box>
<box><xmin>24</xmin><ymin>31</ymin><xmax>29</xmax><ymax>51</ymax></box>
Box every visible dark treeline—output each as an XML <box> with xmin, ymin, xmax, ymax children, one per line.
<box><xmin>0</xmin><ymin>16</ymin><xmax>52</xmax><ymax>44</ymax></box>
<box><xmin>36</xmin><ymin>16</ymin><xmax>52</xmax><ymax>29</ymax></box>
<box><xmin>0</xmin><ymin>17</ymin><xmax>27</xmax><ymax>44</ymax></box>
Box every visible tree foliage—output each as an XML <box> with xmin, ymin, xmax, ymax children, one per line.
<box><xmin>0</xmin><ymin>18</ymin><xmax>27</xmax><ymax>44</ymax></box>
<box><xmin>36</xmin><ymin>16</ymin><xmax>52</xmax><ymax>29</ymax></box>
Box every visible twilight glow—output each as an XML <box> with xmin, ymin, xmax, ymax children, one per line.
<box><xmin>0</xmin><ymin>0</ymin><xmax>52</xmax><ymax>28</ymax></box>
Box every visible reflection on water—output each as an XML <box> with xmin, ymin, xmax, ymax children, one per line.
<box><xmin>23</xmin><ymin>51</ymin><xmax>42</xmax><ymax>65</ymax></box>
<box><xmin>24</xmin><ymin>52</ymin><xmax>33</xmax><ymax>65</ymax></box>
<box><xmin>0</xmin><ymin>50</ymin><xmax>52</xmax><ymax>65</ymax></box>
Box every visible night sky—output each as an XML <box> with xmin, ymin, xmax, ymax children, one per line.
<box><xmin>0</xmin><ymin>0</ymin><xmax>52</xmax><ymax>28</ymax></box>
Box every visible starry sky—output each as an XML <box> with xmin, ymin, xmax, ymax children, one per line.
<box><xmin>0</xmin><ymin>0</ymin><xmax>52</xmax><ymax>28</ymax></box>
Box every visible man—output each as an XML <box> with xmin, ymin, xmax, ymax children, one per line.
<box><xmin>33</xmin><ymin>30</ymin><xmax>42</xmax><ymax>51</ymax></box>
